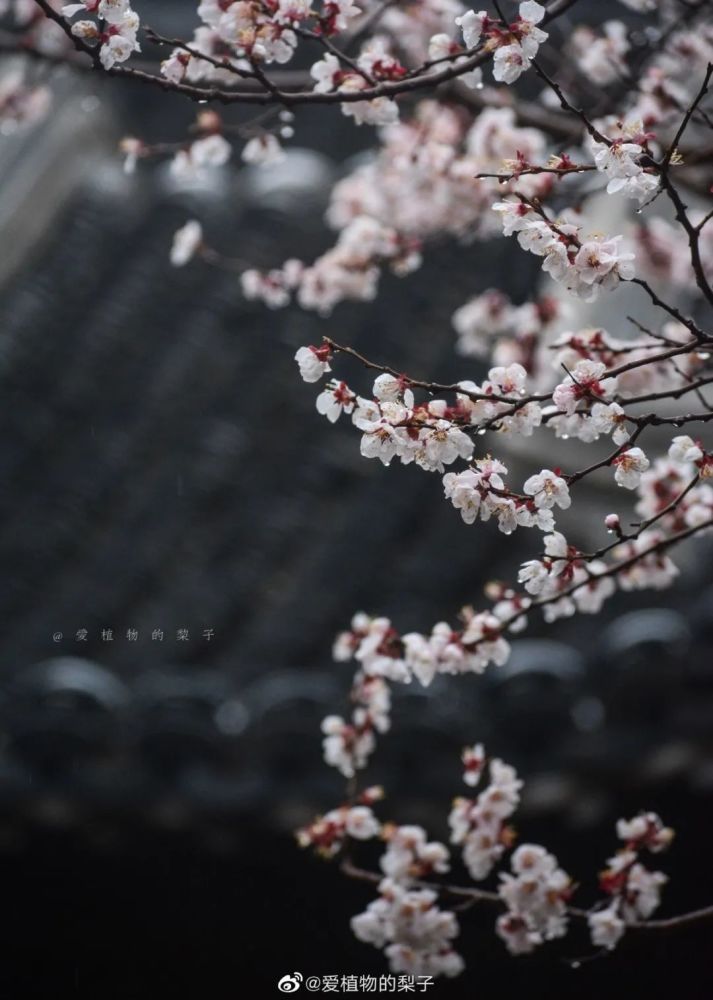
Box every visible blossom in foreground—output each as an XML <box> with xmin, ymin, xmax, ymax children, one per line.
<box><xmin>295</xmin><ymin>345</ymin><xmax>332</xmax><ymax>382</ymax></box>
<box><xmin>552</xmin><ymin>360</ymin><xmax>616</xmax><ymax>414</ymax></box>
<box><xmin>316</xmin><ymin>381</ymin><xmax>357</xmax><ymax>423</ymax></box>
<box><xmin>613</xmin><ymin>447</ymin><xmax>650</xmax><ymax>489</ymax></box>
<box><xmin>352</xmin><ymin>878</ymin><xmax>464</xmax><ymax>978</ymax></box>
<box><xmin>588</xmin><ymin>905</ymin><xmax>626</xmax><ymax>950</ymax></box>
<box><xmin>297</xmin><ymin>798</ymin><xmax>382</xmax><ymax>856</ymax></box>
<box><xmin>381</xmin><ymin>824</ymin><xmax>450</xmax><ymax>881</ymax></box>
<box><xmin>493</xmin><ymin>200</ymin><xmax>636</xmax><ymax>299</ymax></box>
<box><xmin>523</xmin><ymin>469</ymin><xmax>571</xmax><ymax>510</ymax></box>
<box><xmin>593</xmin><ymin>136</ymin><xmax>659</xmax><ymax>203</ymax></box>
<box><xmin>455</xmin><ymin>2</ymin><xmax>548</xmax><ymax>85</ymax></box>
<box><xmin>497</xmin><ymin>845</ymin><xmax>572</xmax><ymax>954</ymax></box>
<box><xmin>63</xmin><ymin>0</ymin><xmax>141</xmax><ymax>69</ymax></box>
<box><xmin>449</xmin><ymin>754</ymin><xmax>521</xmax><ymax>881</ymax></box>
<box><xmin>587</xmin><ymin>810</ymin><xmax>674</xmax><ymax>950</ymax></box>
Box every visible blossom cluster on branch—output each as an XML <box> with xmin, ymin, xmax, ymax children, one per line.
<box><xmin>298</xmin><ymin>741</ymin><xmax>676</xmax><ymax>974</ymax></box>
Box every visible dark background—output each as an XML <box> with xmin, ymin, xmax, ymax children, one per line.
<box><xmin>0</xmin><ymin>1</ymin><xmax>712</xmax><ymax>996</ymax></box>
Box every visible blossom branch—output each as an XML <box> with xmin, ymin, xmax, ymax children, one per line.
<box><xmin>25</xmin><ymin>0</ymin><xmax>582</xmax><ymax>108</ymax></box>
<box><xmin>340</xmin><ymin>857</ymin><xmax>713</xmax><ymax>933</ymax></box>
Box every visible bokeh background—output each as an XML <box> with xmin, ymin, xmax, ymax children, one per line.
<box><xmin>0</xmin><ymin>2</ymin><xmax>712</xmax><ymax>996</ymax></box>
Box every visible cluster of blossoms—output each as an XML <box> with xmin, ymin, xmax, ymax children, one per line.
<box><xmin>310</xmin><ymin>36</ymin><xmax>406</xmax><ymax>127</ymax></box>
<box><xmin>154</xmin><ymin>10</ymin><xmax>711</xmax><ymax>321</ymax></box>
<box><xmin>243</xmin><ymin>217</ymin><xmax>420</xmax><ymax>314</ymax></box>
<box><xmin>299</xmin><ymin>360</ymin><xmax>480</xmax><ymax>471</ymax></box>
<box><xmin>551</xmin><ymin>323</ymin><xmax>707</xmax><ymax>401</ymax></box>
<box><xmin>218</xmin><ymin>16</ymin><xmax>710</xmax><ymax>322</ymax></box>
<box><xmin>332</xmin><ymin>610</ymin><xmax>510</xmax><ymax>694</ymax></box>
<box><xmin>625</xmin><ymin>22</ymin><xmax>713</xmax><ymax>130</ymax></box>
<box><xmin>517</xmin><ymin>530</ymin><xmax>617</xmax><ymax>622</ymax></box>
<box><xmin>496</xmin><ymin>845</ymin><xmax>572</xmax><ymax>954</ymax></box>
<box><xmin>547</xmin><ymin>359</ymin><xmax>627</xmax><ymax>445</ymax></box>
<box><xmin>444</xmin><ymin>460</ymin><xmax>571</xmax><ymax>535</ymax></box>
<box><xmin>569</xmin><ymin>20</ymin><xmax>630</xmax><ymax>86</ymax></box>
<box><xmin>297</xmin><ymin>348</ymin><xmax>545</xmax><ymax>475</ymax></box>
<box><xmin>1</xmin><ymin>0</ymin><xmax>74</xmax><ymax>58</ymax></box>
<box><xmin>62</xmin><ymin>0</ymin><xmax>139</xmax><ymax>69</ymax></box>
<box><xmin>296</xmin><ymin>786</ymin><xmax>383</xmax><ymax>856</ymax></box>
<box><xmin>352</xmin><ymin>877</ymin><xmax>465</xmax><ymax>978</ymax></box>
<box><xmin>321</xmin><ymin>666</ymin><xmax>391</xmax><ymax>778</ymax></box>
<box><xmin>350</xmin><ymin>822</ymin><xmax>464</xmax><ymax>977</ymax></box>
<box><xmin>591</xmin><ymin>128</ymin><xmax>660</xmax><ymax>205</ymax></box>
<box><xmin>634</xmin><ymin>442</ymin><xmax>713</xmax><ymax>528</ymax></box>
<box><xmin>588</xmin><ymin>812</ymin><xmax>674</xmax><ymax>950</ymax></box>
<box><xmin>452</xmin><ymin>288</ymin><xmax>564</xmax><ymax>373</ymax></box>
<box><xmin>493</xmin><ymin>199</ymin><xmax>636</xmax><ymax>301</ymax></box>
<box><xmin>636</xmin><ymin>215</ymin><xmax>713</xmax><ymax>291</ymax></box>
<box><xmin>0</xmin><ymin>68</ymin><xmax>51</xmax><ymax>131</ymax></box>
<box><xmin>161</xmin><ymin>0</ymin><xmax>362</xmax><ymax>79</ymax></box>
<box><xmin>612</xmin><ymin>528</ymin><xmax>681</xmax><ymax>592</ymax></box>
<box><xmin>326</xmin><ymin>102</ymin><xmax>551</xmax><ymax>245</ymax></box>
<box><xmin>224</xmin><ymin>99</ymin><xmax>556</xmax><ymax>315</ymax></box>
<box><xmin>300</xmin><ymin>734</ymin><xmax>675</xmax><ymax>973</ymax></box>
<box><xmin>454</xmin><ymin>2</ymin><xmax>548</xmax><ymax>85</ymax></box>
<box><xmin>294</xmin><ymin>332</ymin><xmax>713</xmax><ymax>630</ymax></box>
<box><xmin>18</xmin><ymin>0</ymin><xmax>713</xmax><ymax>978</ymax></box>
<box><xmin>380</xmin><ymin>824</ymin><xmax>451</xmax><ymax>882</ymax></box>
<box><xmin>449</xmin><ymin>749</ymin><xmax>521</xmax><ymax>880</ymax></box>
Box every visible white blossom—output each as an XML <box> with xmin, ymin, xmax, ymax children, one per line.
<box><xmin>170</xmin><ymin>220</ymin><xmax>203</xmax><ymax>267</ymax></box>
<box><xmin>295</xmin><ymin>345</ymin><xmax>331</xmax><ymax>382</ymax></box>
<box><xmin>613</xmin><ymin>446</ymin><xmax>650</xmax><ymax>489</ymax></box>
<box><xmin>523</xmin><ymin>469</ymin><xmax>571</xmax><ymax>510</ymax></box>
<box><xmin>454</xmin><ymin>9</ymin><xmax>488</xmax><ymax>50</ymax></box>
<box><xmin>588</xmin><ymin>905</ymin><xmax>626</xmax><ymax>951</ymax></box>
<box><xmin>668</xmin><ymin>435</ymin><xmax>704</xmax><ymax>465</ymax></box>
